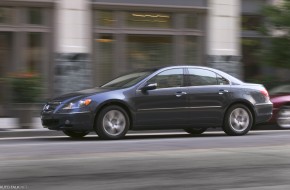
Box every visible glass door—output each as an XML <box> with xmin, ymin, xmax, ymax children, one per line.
<box><xmin>0</xmin><ymin>32</ymin><xmax>11</xmax><ymax>116</ymax></box>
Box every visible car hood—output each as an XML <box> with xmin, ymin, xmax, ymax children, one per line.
<box><xmin>50</xmin><ymin>87</ymin><xmax>112</xmax><ymax>102</ymax></box>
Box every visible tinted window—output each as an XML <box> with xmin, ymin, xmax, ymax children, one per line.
<box><xmin>217</xmin><ymin>74</ymin><xmax>230</xmax><ymax>85</ymax></box>
<box><xmin>187</xmin><ymin>69</ymin><xmax>217</xmax><ymax>86</ymax></box>
<box><xmin>148</xmin><ymin>69</ymin><xmax>183</xmax><ymax>89</ymax></box>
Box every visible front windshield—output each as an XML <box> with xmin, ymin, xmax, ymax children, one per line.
<box><xmin>101</xmin><ymin>71</ymin><xmax>153</xmax><ymax>88</ymax></box>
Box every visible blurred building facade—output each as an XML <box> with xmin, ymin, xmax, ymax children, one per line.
<box><xmin>0</xmin><ymin>0</ymin><xmax>269</xmax><ymax>116</ymax></box>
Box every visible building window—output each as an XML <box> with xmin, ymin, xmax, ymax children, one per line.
<box><xmin>127</xmin><ymin>35</ymin><xmax>172</xmax><ymax>70</ymax></box>
<box><xmin>242</xmin><ymin>15</ymin><xmax>262</xmax><ymax>31</ymax></box>
<box><xmin>27</xmin><ymin>8</ymin><xmax>44</xmax><ymax>25</ymax></box>
<box><xmin>26</xmin><ymin>33</ymin><xmax>43</xmax><ymax>72</ymax></box>
<box><xmin>0</xmin><ymin>7</ymin><xmax>14</xmax><ymax>24</ymax></box>
<box><xmin>96</xmin><ymin>10</ymin><xmax>115</xmax><ymax>27</ymax></box>
<box><xmin>185</xmin><ymin>13</ymin><xmax>199</xmax><ymax>29</ymax></box>
<box><xmin>95</xmin><ymin>34</ymin><xmax>114</xmax><ymax>84</ymax></box>
<box><xmin>185</xmin><ymin>36</ymin><xmax>198</xmax><ymax>65</ymax></box>
<box><xmin>127</xmin><ymin>12</ymin><xmax>172</xmax><ymax>28</ymax></box>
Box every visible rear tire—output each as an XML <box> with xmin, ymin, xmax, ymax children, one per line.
<box><xmin>223</xmin><ymin>104</ymin><xmax>253</xmax><ymax>136</ymax></box>
<box><xmin>63</xmin><ymin>130</ymin><xmax>89</xmax><ymax>138</ymax></box>
<box><xmin>184</xmin><ymin>128</ymin><xmax>207</xmax><ymax>135</ymax></box>
<box><xmin>95</xmin><ymin>105</ymin><xmax>130</xmax><ymax>140</ymax></box>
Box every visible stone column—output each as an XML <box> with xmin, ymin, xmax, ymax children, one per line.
<box><xmin>207</xmin><ymin>0</ymin><xmax>242</xmax><ymax>79</ymax></box>
<box><xmin>54</xmin><ymin>0</ymin><xmax>92</xmax><ymax>96</ymax></box>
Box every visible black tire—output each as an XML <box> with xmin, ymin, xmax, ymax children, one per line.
<box><xmin>95</xmin><ymin>105</ymin><xmax>130</xmax><ymax>140</ymax></box>
<box><xmin>223</xmin><ymin>104</ymin><xmax>253</xmax><ymax>136</ymax></box>
<box><xmin>63</xmin><ymin>130</ymin><xmax>89</xmax><ymax>138</ymax></box>
<box><xmin>184</xmin><ymin>128</ymin><xmax>207</xmax><ymax>135</ymax></box>
<box><xmin>276</xmin><ymin>105</ymin><xmax>290</xmax><ymax>129</ymax></box>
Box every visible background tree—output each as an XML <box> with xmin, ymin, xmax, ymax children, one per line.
<box><xmin>260</xmin><ymin>0</ymin><xmax>290</xmax><ymax>68</ymax></box>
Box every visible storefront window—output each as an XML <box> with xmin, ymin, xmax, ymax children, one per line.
<box><xmin>96</xmin><ymin>34</ymin><xmax>114</xmax><ymax>85</ymax></box>
<box><xmin>0</xmin><ymin>7</ymin><xmax>14</xmax><ymax>24</ymax></box>
<box><xmin>27</xmin><ymin>8</ymin><xmax>44</xmax><ymax>25</ymax></box>
<box><xmin>96</xmin><ymin>10</ymin><xmax>115</xmax><ymax>27</ymax></box>
<box><xmin>242</xmin><ymin>15</ymin><xmax>262</xmax><ymax>31</ymax></box>
<box><xmin>27</xmin><ymin>33</ymin><xmax>43</xmax><ymax>72</ymax></box>
<box><xmin>185</xmin><ymin>36</ymin><xmax>198</xmax><ymax>65</ymax></box>
<box><xmin>127</xmin><ymin>12</ymin><xmax>172</xmax><ymax>28</ymax></box>
<box><xmin>127</xmin><ymin>35</ymin><xmax>172</xmax><ymax>69</ymax></box>
<box><xmin>185</xmin><ymin>13</ymin><xmax>199</xmax><ymax>29</ymax></box>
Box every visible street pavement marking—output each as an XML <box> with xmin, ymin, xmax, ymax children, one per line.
<box><xmin>221</xmin><ymin>185</ymin><xmax>290</xmax><ymax>190</ymax></box>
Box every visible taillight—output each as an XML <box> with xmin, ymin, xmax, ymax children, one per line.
<box><xmin>260</xmin><ymin>89</ymin><xmax>269</xmax><ymax>97</ymax></box>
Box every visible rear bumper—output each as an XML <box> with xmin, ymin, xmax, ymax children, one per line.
<box><xmin>254</xmin><ymin>103</ymin><xmax>273</xmax><ymax>124</ymax></box>
<box><xmin>41</xmin><ymin>111</ymin><xmax>95</xmax><ymax>131</ymax></box>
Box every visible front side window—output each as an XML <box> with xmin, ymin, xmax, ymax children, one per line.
<box><xmin>148</xmin><ymin>69</ymin><xmax>183</xmax><ymax>89</ymax></box>
<box><xmin>187</xmin><ymin>69</ymin><xmax>217</xmax><ymax>86</ymax></box>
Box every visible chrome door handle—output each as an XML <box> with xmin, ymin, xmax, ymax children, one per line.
<box><xmin>219</xmin><ymin>89</ymin><xmax>229</xmax><ymax>95</ymax></box>
<box><xmin>175</xmin><ymin>92</ymin><xmax>187</xmax><ymax>97</ymax></box>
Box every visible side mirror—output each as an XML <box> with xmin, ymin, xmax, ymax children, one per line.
<box><xmin>141</xmin><ymin>83</ymin><xmax>157</xmax><ymax>92</ymax></box>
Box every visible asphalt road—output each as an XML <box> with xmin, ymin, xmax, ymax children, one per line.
<box><xmin>0</xmin><ymin>130</ymin><xmax>290</xmax><ymax>190</ymax></box>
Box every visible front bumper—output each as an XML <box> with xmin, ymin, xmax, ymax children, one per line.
<box><xmin>255</xmin><ymin>102</ymin><xmax>273</xmax><ymax>124</ymax></box>
<box><xmin>41</xmin><ymin>111</ymin><xmax>95</xmax><ymax>131</ymax></box>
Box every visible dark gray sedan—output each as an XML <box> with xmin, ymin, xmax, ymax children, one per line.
<box><xmin>41</xmin><ymin>66</ymin><xmax>273</xmax><ymax>139</ymax></box>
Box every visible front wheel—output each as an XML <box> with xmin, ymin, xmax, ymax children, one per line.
<box><xmin>95</xmin><ymin>105</ymin><xmax>130</xmax><ymax>140</ymax></box>
<box><xmin>223</xmin><ymin>104</ymin><xmax>253</xmax><ymax>136</ymax></box>
<box><xmin>184</xmin><ymin>128</ymin><xmax>207</xmax><ymax>135</ymax></box>
<box><xmin>63</xmin><ymin>130</ymin><xmax>89</xmax><ymax>138</ymax></box>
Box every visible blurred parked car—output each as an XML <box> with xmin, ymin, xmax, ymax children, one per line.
<box><xmin>41</xmin><ymin>66</ymin><xmax>272</xmax><ymax>140</ymax></box>
<box><xmin>269</xmin><ymin>85</ymin><xmax>290</xmax><ymax>128</ymax></box>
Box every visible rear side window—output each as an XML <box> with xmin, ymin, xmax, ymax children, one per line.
<box><xmin>187</xmin><ymin>69</ymin><xmax>217</xmax><ymax>86</ymax></box>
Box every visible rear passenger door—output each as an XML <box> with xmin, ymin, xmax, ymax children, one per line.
<box><xmin>185</xmin><ymin>68</ymin><xmax>231</xmax><ymax>127</ymax></box>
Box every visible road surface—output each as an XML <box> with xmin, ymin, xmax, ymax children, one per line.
<box><xmin>0</xmin><ymin>130</ymin><xmax>290</xmax><ymax>190</ymax></box>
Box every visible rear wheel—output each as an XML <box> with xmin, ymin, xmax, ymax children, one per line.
<box><xmin>184</xmin><ymin>128</ymin><xmax>207</xmax><ymax>135</ymax></box>
<box><xmin>62</xmin><ymin>130</ymin><xmax>89</xmax><ymax>138</ymax></box>
<box><xmin>95</xmin><ymin>105</ymin><xmax>130</xmax><ymax>140</ymax></box>
<box><xmin>223</xmin><ymin>104</ymin><xmax>253</xmax><ymax>136</ymax></box>
<box><xmin>277</xmin><ymin>105</ymin><xmax>290</xmax><ymax>128</ymax></box>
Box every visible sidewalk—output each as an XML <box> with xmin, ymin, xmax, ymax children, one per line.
<box><xmin>0</xmin><ymin>117</ymin><xmax>62</xmax><ymax>138</ymax></box>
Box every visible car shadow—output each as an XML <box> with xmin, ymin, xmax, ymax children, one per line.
<box><xmin>26</xmin><ymin>131</ymin><xmax>251</xmax><ymax>142</ymax></box>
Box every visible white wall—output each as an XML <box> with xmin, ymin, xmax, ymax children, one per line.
<box><xmin>56</xmin><ymin>0</ymin><xmax>91</xmax><ymax>53</ymax></box>
<box><xmin>207</xmin><ymin>0</ymin><xmax>241</xmax><ymax>56</ymax></box>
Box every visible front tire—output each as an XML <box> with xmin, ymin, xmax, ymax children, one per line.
<box><xmin>223</xmin><ymin>104</ymin><xmax>253</xmax><ymax>136</ymax></box>
<box><xmin>63</xmin><ymin>130</ymin><xmax>89</xmax><ymax>138</ymax></box>
<box><xmin>184</xmin><ymin>128</ymin><xmax>207</xmax><ymax>135</ymax></box>
<box><xmin>95</xmin><ymin>105</ymin><xmax>130</xmax><ymax>140</ymax></box>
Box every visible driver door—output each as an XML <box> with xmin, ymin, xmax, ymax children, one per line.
<box><xmin>133</xmin><ymin>68</ymin><xmax>189</xmax><ymax>128</ymax></box>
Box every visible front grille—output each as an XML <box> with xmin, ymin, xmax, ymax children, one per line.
<box><xmin>43</xmin><ymin>101</ymin><xmax>62</xmax><ymax>113</ymax></box>
<box><xmin>42</xmin><ymin>119</ymin><xmax>59</xmax><ymax>127</ymax></box>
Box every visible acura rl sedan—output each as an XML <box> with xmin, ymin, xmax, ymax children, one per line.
<box><xmin>41</xmin><ymin>66</ymin><xmax>273</xmax><ymax>139</ymax></box>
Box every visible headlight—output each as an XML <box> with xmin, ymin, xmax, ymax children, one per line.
<box><xmin>62</xmin><ymin>99</ymin><xmax>92</xmax><ymax>110</ymax></box>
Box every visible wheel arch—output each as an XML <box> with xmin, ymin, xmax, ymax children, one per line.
<box><xmin>224</xmin><ymin>100</ymin><xmax>256</xmax><ymax>125</ymax></box>
<box><xmin>93</xmin><ymin>100</ymin><xmax>134</xmax><ymax>130</ymax></box>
